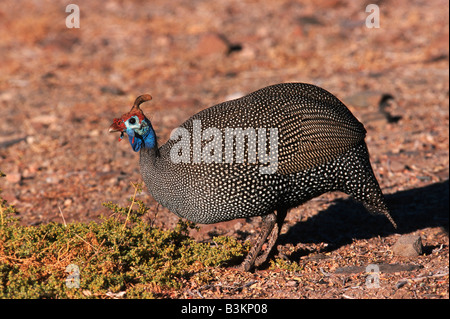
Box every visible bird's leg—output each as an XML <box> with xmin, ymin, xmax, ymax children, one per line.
<box><xmin>254</xmin><ymin>208</ymin><xmax>287</xmax><ymax>267</ymax></box>
<box><xmin>254</xmin><ymin>224</ymin><xmax>278</xmax><ymax>268</ymax></box>
<box><xmin>238</xmin><ymin>213</ymin><xmax>276</xmax><ymax>272</ymax></box>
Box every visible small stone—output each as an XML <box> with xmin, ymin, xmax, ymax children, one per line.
<box><xmin>392</xmin><ymin>234</ymin><xmax>423</xmax><ymax>257</ymax></box>
<box><xmin>64</xmin><ymin>198</ymin><xmax>73</xmax><ymax>207</ymax></box>
<box><xmin>396</xmin><ymin>280</ymin><xmax>408</xmax><ymax>289</ymax></box>
<box><xmin>389</xmin><ymin>159</ymin><xmax>405</xmax><ymax>172</ymax></box>
<box><xmin>344</xmin><ymin>91</ymin><xmax>386</xmax><ymax>109</ymax></box>
<box><xmin>5</xmin><ymin>173</ymin><xmax>22</xmax><ymax>184</ymax></box>
<box><xmin>100</xmin><ymin>86</ymin><xmax>125</xmax><ymax>96</ymax></box>
<box><xmin>31</xmin><ymin>114</ymin><xmax>58</xmax><ymax>125</ymax></box>
<box><xmin>196</xmin><ymin>33</ymin><xmax>229</xmax><ymax>56</ymax></box>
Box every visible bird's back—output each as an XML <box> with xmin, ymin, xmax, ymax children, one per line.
<box><xmin>166</xmin><ymin>83</ymin><xmax>365</xmax><ymax>172</ymax></box>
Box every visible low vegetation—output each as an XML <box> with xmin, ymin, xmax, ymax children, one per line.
<box><xmin>0</xmin><ymin>172</ymin><xmax>248</xmax><ymax>298</ymax></box>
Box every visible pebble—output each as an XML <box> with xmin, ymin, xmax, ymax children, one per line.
<box><xmin>64</xmin><ymin>198</ymin><xmax>73</xmax><ymax>207</ymax></box>
<box><xmin>5</xmin><ymin>173</ymin><xmax>22</xmax><ymax>184</ymax></box>
<box><xmin>196</xmin><ymin>33</ymin><xmax>229</xmax><ymax>56</ymax></box>
<box><xmin>396</xmin><ymin>280</ymin><xmax>408</xmax><ymax>289</ymax></box>
<box><xmin>344</xmin><ymin>91</ymin><xmax>386</xmax><ymax>109</ymax></box>
<box><xmin>388</xmin><ymin>159</ymin><xmax>405</xmax><ymax>172</ymax></box>
<box><xmin>392</xmin><ymin>234</ymin><xmax>423</xmax><ymax>257</ymax></box>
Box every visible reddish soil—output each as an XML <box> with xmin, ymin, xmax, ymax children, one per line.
<box><xmin>0</xmin><ymin>0</ymin><xmax>448</xmax><ymax>299</ymax></box>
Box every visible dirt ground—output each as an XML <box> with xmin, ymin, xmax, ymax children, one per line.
<box><xmin>0</xmin><ymin>0</ymin><xmax>448</xmax><ymax>299</ymax></box>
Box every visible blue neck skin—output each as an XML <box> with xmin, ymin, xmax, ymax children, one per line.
<box><xmin>126</xmin><ymin>118</ymin><xmax>157</xmax><ymax>152</ymax></box>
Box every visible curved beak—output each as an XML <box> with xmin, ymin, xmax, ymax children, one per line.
<box><xmin>109</xmin><ymin>118</ymin><xmax>126</xmax><ymax>133</ymax></box>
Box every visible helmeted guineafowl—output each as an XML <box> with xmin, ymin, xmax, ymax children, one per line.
<box><xmin>109</xmin><ymin>83</ymin><xmax>396</xmax><ymax>271</ymax></box>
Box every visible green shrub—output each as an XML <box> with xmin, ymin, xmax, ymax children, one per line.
<box><xmin>0</xmin><ymin>175</ymin><xmax>248</xmax><ymax>298</ymax></box>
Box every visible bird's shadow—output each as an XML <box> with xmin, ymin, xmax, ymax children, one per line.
<box><xmin>279</xmin><ymin>179</ymin><xmax>449</xmax><ymax>259</ymax></box>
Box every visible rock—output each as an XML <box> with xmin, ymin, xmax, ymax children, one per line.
<box><xmin>392</xmin><ymin>234</ymin><xmax>423</xmax><ymax>257</ymax></box>
<box><xmin>396</xmin><ymin>280</ymin><xmax>408</xmax><ymax>289</ymax></box>
<box><xmin>5</xmin><ymin>173</ymin><xmax>22</xmax><ymax>184</ymax></box>
<box><xmin>344</xmin><ymin>91</ymin><xmax>386</xmax><ymax>109</ymax></box>
<box><xmin>197</xmin><ymin>33</ymin><xmax>229</xmax><ymax>56</ymax></box>
<box><xmin>345</xmin><ymin>91</ymin><xmax>401</xmax><ymax>124</ymax></box>
<box><xmin>31</xmin><ymin>114</ymin><xmax>58</xmax><ymax>125</ymax></box>
<box><xmin>196</xmin><ymin>33</ymin><xmax>241</xmax><ymax>56</ymax></box>
<box><xmin>389</xmin><ymin>159</ymin><xmax>405</xmax><ymax>172</ymax></box>
<box><xmin>100</xmin><ymin>86</ymin><xmax>125</xmax><ymax>95</ymax></box>
<box><xmin>64</xmin><ymin>198</ymin><xmax>73</xmax><ymax>207</ymax></box>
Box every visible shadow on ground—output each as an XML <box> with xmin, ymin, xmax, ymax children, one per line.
<box><xmin>280</xmin><ymin>180</ymin><xmax>449</xmax><ymax>251</ymax></box>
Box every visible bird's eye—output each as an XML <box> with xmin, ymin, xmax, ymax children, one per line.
<box><xmin>129</xmin><ymin>117</ymin><xmax>136</xmax><ymax>125</ymax></box>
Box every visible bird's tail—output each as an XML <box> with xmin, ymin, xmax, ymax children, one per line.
<box><xmin>341</xmin><ymin>142</ymin><xmax>397</xmax><ymax>228</ymax></box>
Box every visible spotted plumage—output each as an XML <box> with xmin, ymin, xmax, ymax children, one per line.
<box><xmin>109</xmin><ymin>83</ymin><xmax>396</xmax><ymax>271</ymax></box>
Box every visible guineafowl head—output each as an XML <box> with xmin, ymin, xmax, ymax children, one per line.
<box><xmin>109</xmin><ymin>94</ymin><xmax>156</xmax><ymax>152</ymax></box>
